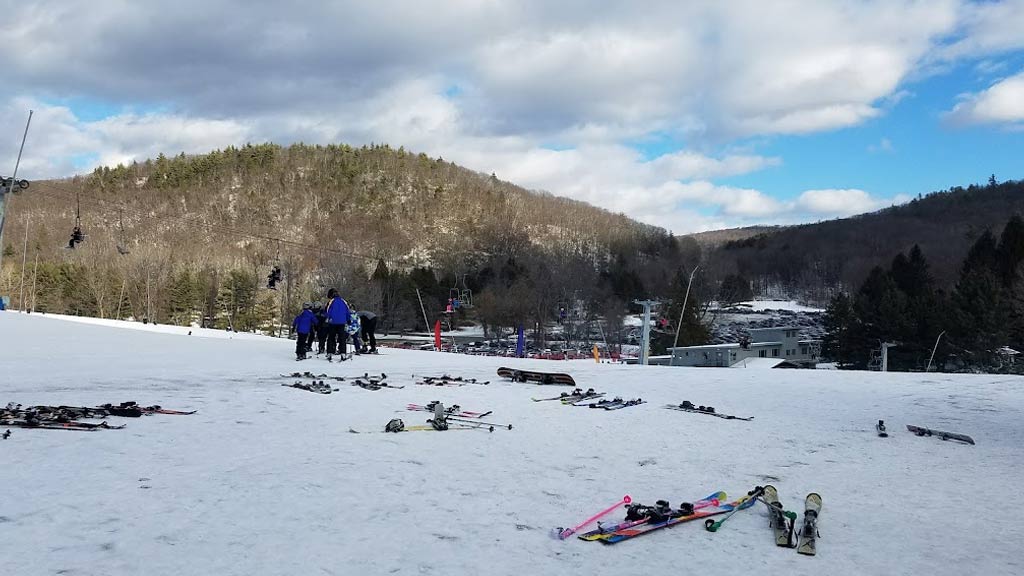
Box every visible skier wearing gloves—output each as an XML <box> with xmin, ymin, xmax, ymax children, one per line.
<box><xmin>292</xmin><ymin>303</ymin><xmax>317</xmax><ymax>360</ymax></box>
<box><xmin>324</xmin><ymin>288</ymin><xmax>350</xmax><ymax>360</ymax></box>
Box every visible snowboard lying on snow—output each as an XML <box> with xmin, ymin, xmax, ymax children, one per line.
<box><xmin>497</xmin><ymin>367</ymin><xmax>575</xmax><ymax>386</ymax></box>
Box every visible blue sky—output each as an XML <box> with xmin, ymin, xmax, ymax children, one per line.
<box><xmin>2</xmin><ymin>1</ymin><xmax>1023</xmax><ymax>233</ymax></box>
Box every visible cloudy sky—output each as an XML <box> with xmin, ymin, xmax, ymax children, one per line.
<box><xmin>1</xmin><ymin>0</ymin><xmax>1023</xmax><ymax>233</ymax></box>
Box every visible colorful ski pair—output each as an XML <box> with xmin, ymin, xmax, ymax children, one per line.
<box><xmin>575</xmin><ymin>491</ymin><xmax>730</xmax><ymax>544</ymax></box>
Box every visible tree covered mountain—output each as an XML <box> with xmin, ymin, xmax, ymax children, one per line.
<box><xmin>1</xmin><ymin>143</ymin><xmax>698</xmax><ymax>338</ymax></box>
<box><xmin>700</xmin><ymin>178</ymin><xmax>1024</xmax><ymax>303</ymax></box>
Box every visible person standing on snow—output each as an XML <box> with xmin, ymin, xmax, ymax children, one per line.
<box><xmin>347</xmin><ymin>308</ymin><xmax>363</xmax><ymax>355</ymax></box>
<box><xmin>324</xmin><ymin>288</ymin><xmax>350</xmax><ymax>360</ymax></box>
<box><xmin>312</xmin><ymin>302</ymin><xmax>328</xmax><ymax>355</ymax></box>
<box><xmin>358</xmin><ymin>310</ymin><xmax>378</xmax><ymax>353</ymax></box>
<box><xmin>292</xmin><ymin>303</ymin><xmax>317</xmax><ymax>360</ymax></box>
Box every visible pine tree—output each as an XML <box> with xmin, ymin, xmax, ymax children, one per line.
<box><xmin>718</xmin><ymin>273</ymin><xmax>753</xmax><ymax>306</ymax></box>
<box><xmin>664</xmin><ymin>268</ymin><xmax>710</xmax><ymax>348</ymax></box>
<box><xmin>822</xmin><ymin>292</ymin><xmax>857</xmax><ymax>367</ymax></box>
<box><xmin>952</xmin><ymin>230</ymin><xmax>1006</xmax><ymax>367</ymax></box>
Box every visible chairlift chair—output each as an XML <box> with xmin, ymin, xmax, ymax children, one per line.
<box><xmin>66</xmin><ymin>192</ymin><xmax>85</xmax><ymax>249</ymax></box>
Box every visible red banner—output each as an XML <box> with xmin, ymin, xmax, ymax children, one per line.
<box><xmin>434</xmin><ymin>319</ymin><xmax>442</xmax><ymax>351</ymax></box>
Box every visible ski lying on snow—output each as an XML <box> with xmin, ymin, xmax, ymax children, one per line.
<box><xmin>406</xmin><ymin>404</ymin><xmax>493</xmax><ymax>419</ymax></box>
<box><xmin>577</xmin><ymin>491</ymin><xmax>725</xmax><ymax>541</ymax></box>
<box><xmin>796</xmin><ymin>493</ymin><xmax>822</xmax><ymax>556</ymax></box>
<box><xmin>906</xmin><ymin>424</ymin><xmax>974</xmax><ymax>445</ymax></box>
<box><xmin>761</xmin><ymin>485</ymin><xmax>797</xmax><ymax>548</ymax></box>
<box><xmin>662</xmin><ymin>404</ymin><xmax>753</xmax><ymax>421</ymax></box>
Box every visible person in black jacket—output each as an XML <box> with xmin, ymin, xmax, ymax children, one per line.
<box><xmin>357</xmin><ymin>310</ymin><xmax>378</xmax><ymax>353</ymax></box>
<box><xmin>312</xmin><ymin>302</ymin><xmax>327</xmax><ymax>354</ymax></box>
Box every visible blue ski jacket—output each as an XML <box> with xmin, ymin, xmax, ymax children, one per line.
<box><xmin>325</xmin><ymin>296</ymin><xmax>350</xmax><ymax>325</ymax></box>
<box><xmin>293</xmin><ymin>309</ymin><xmax>316</xmax><ymax>333</ymax></box>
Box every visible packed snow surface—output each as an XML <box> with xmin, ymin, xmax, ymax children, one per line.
<box><xmin>2</xmin><ymin>311</ymin><xmax>1023</xmax><ymax>576</ymax></box>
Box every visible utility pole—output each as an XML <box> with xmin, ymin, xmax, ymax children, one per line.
<box><xmin>880</xmin><ymin>342</ymin><xmax>898</xmax><ymax>372</ymax></box>
<box><xmin>670</xmin><ymin>265</ymin><xmax>700</xmax><ymax>366</ymax></box>
<box><xmin>18</xmin><ymin>217</ymin><xmax>28</xmax><ymax>309</ymax></box>
<box><xmin>926</xmin><ymin>331</ymin><xmax>946</xmax><ymax>373</ymax></box>
<box><xmin>633</xmin><ymin>299</ymin><xmax>659</xmax><ymax>365</ymax></box>
<box><xmin>0</xmin><ymin>110</ymin><xmax>33</xmax><ymax>274</ymax></box>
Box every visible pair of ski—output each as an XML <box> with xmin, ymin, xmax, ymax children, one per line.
<box><xmin>532</xmin><ymin>389</ymin><xmax>601</xmax><ymax>403</ymax></box>
<box><xmin>5</xmin><ymin>402</ymin><xmax>195</xmax><ymax>418</ymax></box>
<box><xmin>662</xmin><ymin>403</ymin><xmax>753</xmax><ymax>421</ymax></box>
<box><xmin>280</xmin><ymin>372</ymin><xmax>346</xmax><ymax>381</ymax></box>
<box><xmin>582</xmin><ymin>397</ymin><xmax>645</xmax><ymax>410</ymax></box>
<box><xmin>282</xmin><ymin>381</ymin><xmax>337</xmax><ymax>394</ymax></box>
<box><xmin>0</xmin><ymin>418</ymin><xmax>126</xmax><ymax>431</ymax></box>
<box><xmin>758</xmin><ymin>485</ymin><xmax>822</xmax><ymax>556</ymax></box>
<box><xmin>417</xmin><ymin>375</ymin><xmax>489</xmax><ymax>386</ymax></box>
<box><xmin>406</xmin><ymin>404</ymin><xmax>493</xmax><ymax>419</ymax></box>
<box><xmin>352</xmin><ymin>379</ymin><xmax>404</xmax><ymax>391</ymax></box>
<box><xmin>575</xmin><ymin>490</ymin><xmax>743</xmax><ymax>544</ymax></box>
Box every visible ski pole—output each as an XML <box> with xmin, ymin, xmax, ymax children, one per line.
<box><xmin>445</xmin><ymin>416</ymin><xmax>513</xmax><ymax>430</ymax></box>
<box><xmin>586</xmin><ymin>493</ymin><xmax>724</xmax><ymax>537</ymax></box>
<box><xmin>553</xmin><ymin>495</ymin><xmax>631</xmax><ymax>540</ymax></box>
<box><xmin>705</xmin><ymin>486</ymin><xmax>765</xmax><ymax>532</ymax></box>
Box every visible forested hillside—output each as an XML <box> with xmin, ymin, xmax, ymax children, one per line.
<box><xmin>0</xmin><ymin>143</ymin><xmax>698</xmax><ymax>336</ymax></box>
<box><xmin>702</xmin><ymin>179</ymin><xmax>1024</xmax><ymax>303</ymax></box>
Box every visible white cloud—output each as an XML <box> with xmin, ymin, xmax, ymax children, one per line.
<box><xmin>941</xmin><ymin>0</ymin><xmax>1024</xmax><ymax>60</ymax></box>
<box><xmin>0</xmin><ymin>1</ymin><xmax>1017</xmax><ymax>234</ymax></box>
<box><xmin>945</xmin><ymin>71</ymin><xmax>1024</xmax><ymax>126</ymax></box>
<box><xmin>795</xmin><ymin>189</ymin><xmax>880</xmax><ymax>216</ymax></box>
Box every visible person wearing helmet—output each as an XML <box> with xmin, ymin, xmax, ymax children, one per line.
<box><xmin>292</xmin><ymin>302</ymin><xmax>317</xmax><ymax>360</ymax></box>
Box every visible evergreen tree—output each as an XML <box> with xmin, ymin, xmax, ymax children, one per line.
<box><xmin>663</xmin><ymin>268</ymin><xmax>710</xmax><ymax>348</ymax></box>
<box><xmin>166</xmin><ymin>270</ymin><xmax>200</xmax><ymax>325</ymax></box>
<box><xmin>951</xmin><ymin>230</ymin><xmax>1006</xmax><ymax>367</ymax></box>
<box><xmin>996</xmin><ymin>215</ymin><xmax>1024</xmax><ymax>286</ymax></box>
<box><xmin>718</xmin><ymin>273</ymin><xmax>753</xmax><ymax>306</ymax></box>
<box><xmin>851</xmin><ymin>266</ymin><xmax>909</xmax><ymax>368</ymax></box>
<box><xmin>822</xmin><ymin>292</ymin><xmax>856</xmax><ymax>367</ymax></box>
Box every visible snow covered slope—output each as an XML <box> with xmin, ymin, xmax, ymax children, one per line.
<box><xmin>2</xmin><ymin>311</ymin><xmax>1023</xmax><ymax>576</ymax></box>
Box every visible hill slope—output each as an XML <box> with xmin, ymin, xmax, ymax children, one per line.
<box><xmin>702</xmin><ymin>180</ymin><xmax>1024</xmax><ymax>297</ymax></box>
<box><xmin>3</xmin><ymin>310</ymin><xmax>1022</xmax><ymax>575</ymax></box>
<box><xmin>1</xmin><ymin>144</ymin><xmax>691</xmax><ymax>329</ymax></box>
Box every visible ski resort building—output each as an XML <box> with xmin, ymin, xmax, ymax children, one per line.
<box><xmin>662</xmin><ymin>326</ymin><xmax>821</xmax><ymax>368</ymax></box>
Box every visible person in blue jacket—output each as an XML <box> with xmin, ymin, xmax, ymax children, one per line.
<box><xmin>324</xmin><ymin>288</ymin><xmax>350</xmax><ymax>360</ymax></box>
<box><xmin>292</xmin><ymin>302</ymin><xmax>317</xmax><ymax>360</ymax></box>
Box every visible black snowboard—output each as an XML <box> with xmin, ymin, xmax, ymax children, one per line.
<box><xmin>496</xmin><ymin>367</ymin><xmax>575</xmax><ymax>386</ymax></box>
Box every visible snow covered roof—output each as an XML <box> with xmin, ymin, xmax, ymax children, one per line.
<box><xmin>730</xmin><ymin>357</ymin><xmax>798</xmax><ymax>368</ymax></box>
<box><xmin>668</xmin><ymin>343</ymin><xmax>741</xmax><ymax>351</ymax></box>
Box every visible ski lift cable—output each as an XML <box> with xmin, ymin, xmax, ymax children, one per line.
<box><xmin>29</xmin><ymin>181</ymin><xmax>378</xmax><ymax>262</ymax></box>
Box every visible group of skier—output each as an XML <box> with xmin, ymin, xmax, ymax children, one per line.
<box><xmin>291</xmin><ymin>288</ymin><xmax>377</xmax><ymax>361</ymax></box>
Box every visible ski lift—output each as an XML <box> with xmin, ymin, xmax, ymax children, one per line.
<box><xmin>1</xmin><ymin>176</ymin><xmax>29</xmax><ymax>192</ymax></box>
<box><xmin>449</xmin><ymin>274</ymin><xmax>473</xmax><ymax>309</ymax></box>
<box><xmin>66</xmin><ymin>192</ymin><xmax>85</xmax><ymax>249</ymax></box>
<box><xmin>267</xmin><ymin>241</ymin><xmax>283</xmax><ymax>289</ymax></box>
<box><xmin>267</xmin><ymin>266</ymin><xmax>282</xmax><ymax>290</ymax></box>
